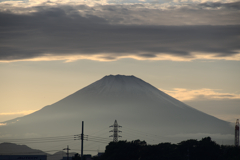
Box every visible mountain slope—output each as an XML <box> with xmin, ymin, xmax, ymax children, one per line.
<box><xmin>0</xmin><ymin>75</ymin><xmax>233</xmax><ymax>138</ymax></box>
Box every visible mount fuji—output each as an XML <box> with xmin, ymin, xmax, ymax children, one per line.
<box><xmin>0</xmin><ymin>75</ymin><xmax>233</xmax><ymax>143</ymax></box>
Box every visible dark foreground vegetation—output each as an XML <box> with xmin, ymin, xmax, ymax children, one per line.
<box><xmin>93</xmin><ymin>137</ymin><xmax>240</xmax><ymax>160</ymax></box>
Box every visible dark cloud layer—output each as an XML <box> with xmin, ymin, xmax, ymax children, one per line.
<box><xmin>199</xmin><ymin>1</ymin><xmax>240</xmax><ymax>10</ymax></box>
<box><xmin>0</xmin><ymin>5</ymin><xmax>240</xmax><ymax>61</ymax></box>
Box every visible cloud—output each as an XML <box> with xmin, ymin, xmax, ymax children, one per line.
<box><xmin>198</xmin><ymin>1</ymin><xmax>240</xmax><ymax>9</ymax></box>
<box><xmin>213</xmin><ymin>114</ymin><xmax>239</xmax><ymax>123</ymax></box>
<box><xmin>182</xmin><ymin>98</ymin><xmax>240</xmax><ymax>123</ymax></box>
<box><xmin>0</xmin><ymin>3</ymin><xmax>240</xmax><ymax>62</ymax></box>
<box><xmin>161</xmin><ymin>88</ymin><xmax>240</xmax><ymax>123</ymax></box>
<box><xmin>0</xmin><ymin>110</ymin><xmax>37</xmax><ymax>116</ymax></box>
<box><xmin>161</xmin><ymin>88</ymin><xmax>240</xmax><ymax>101</ymax></box>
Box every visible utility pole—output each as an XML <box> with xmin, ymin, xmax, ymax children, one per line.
<box><xmin>81</xmin><ymin>121</ymin><xmax>84</xmax><ymax>159</ymax></box>
<box><xmin>63</xmin><ymin>145</ymin><xmax>70</xmax><ymax>160</ymax></box>
<box><xmin>109</xmin><ymin>120</ymin><xmax>122</xmax><ymax>142</ymax></box>
<box><xmin>235</xmin><ymin>119</ymin><xmax>239</xmax><ymax>146</ymax></box>
<box><xmin>74</xmin><ymin>122</ymin><xmax>87</xmax><ymax>160</ymax></box>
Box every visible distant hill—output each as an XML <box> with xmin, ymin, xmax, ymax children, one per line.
<box><xmin>0</xmin><ymin>143</ymin><xmax>76</xmax><ymax>160</ymax></box>
<box><xmin>0</xmin><ymin>142</ymin><xmax>47</xmax><ymax>155</ymax></box>
<box><xmin>48</xmin><ymin>151</ymin><xmax>76</xmax><ymax>160</ymax></box>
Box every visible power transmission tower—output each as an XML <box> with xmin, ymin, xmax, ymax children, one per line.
<box><xmin>235</xmin><ymin>119</ymin><xmax>239</xmax><ymax>146</ymax></box>
<box><xmin>63</xmin><ymin>145</ymin><xmax>70</xmax><ymax>160</ymax></box>
<box><xmin>109</xmin><ymin>120</ymin><xmax>122</xmax><ymax>142</ymax></box>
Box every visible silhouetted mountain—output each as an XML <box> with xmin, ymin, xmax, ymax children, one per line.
<box><xmin>0</xmin><ymin>143</ymin><xmax>77</xmax><ymax>160</ymax></box>
<box><xmin>0</xmin><ymin>142</ymin><xmax>47</xmax><ymax>155</ymax></box>
<box><xmin>48</xmin><ymin>151</ymin><xmax>76</xmax><ymax>160</ymax></box>
<box><xmin>0</xmin><ymin>75</ymin><xmax>233</xmax><ymax>141</ymax></box>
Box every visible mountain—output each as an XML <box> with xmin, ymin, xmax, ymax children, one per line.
<box><xmin>48</xmin><ymin>151</ymin><xmax>76</xmax><ymax>160</ymax></box>
<box><xmin>0</xmin><ymin>142</ymin><xmax>48</xmax><ymax>155</ymax></box>
<box><xmin>0</xmin><ymin>75</ymin><xmax>233</xmax><ymax>143</ymax></box>
<box><xmin>0</xmin><ymin>143</ymin><xmax>76</xmax><ymax>160</ymax></box>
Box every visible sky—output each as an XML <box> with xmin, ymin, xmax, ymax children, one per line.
<box><xmin>0</xmin><ymin>0</ymin><xmax>240</xmax><ymax>125</ymax></box>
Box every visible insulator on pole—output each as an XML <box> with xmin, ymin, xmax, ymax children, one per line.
<box><xmin>109</xmin><ymin>120</ymin><xmax>122</xmax><ymax>142</ymax></box>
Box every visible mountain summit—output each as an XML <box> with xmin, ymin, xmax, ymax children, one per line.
<box><xmin>0</xmin><ymin>75</ymin><xmax>233</xmax><ymax>142</ymax></box>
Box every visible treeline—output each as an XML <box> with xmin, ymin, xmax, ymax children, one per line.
<box><xmin>93</xmin><ymin>137</ymin><xmax>240</xmax><ymax>160</ymax></box>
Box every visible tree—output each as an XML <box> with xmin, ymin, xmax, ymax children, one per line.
<box><xmin>72</xmin><ymin>153</ymin><xmax>81</xmax><ymax>160</ymax></box>
<box><xmin>93</xmin><ymin>137</ymin><xmax>240</xmax><ymax>160</ymax></box>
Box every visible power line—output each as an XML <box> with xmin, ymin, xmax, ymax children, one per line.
<box><xmin>0</xmin><ymin>134</ymin><xmax>77</xmax><ymax>144</ymax></box>
<box><xmin>86</xmin><ymin>139</ymin><xmax>110</xmax><ymax>144</ymax></box>
<box><xmin>87</xmin><ymin>127</ymin><xmax>110</xmax><ymax>136</ymax></box>
<box><xmin>1</xmin><ymin>139</ymin><xmax>75</xmax><ymax>144</ymax></box>
<box><xmin>83</xmin><ymin>129</ymin><xmax>110</xmax><ymax>151</ymax></box>
<box><xmin>0</xmin><ymin>149</ymin><xmax>61</xmax><ymax>154</ymax></box>
<box><xmin>0</xmin><ymin>135</ymin><xmax>75</xmax><ymax>141</ymax></box>
<box><xmin>87</xmin><ymin>135</ymin><xmax>111</xmax><ymax>141</ymax></box>
<box><xmin>122</xmin><ymin>126</ymin><xmax>180</xmax><ymax>141</ymax></box>
<box><xmin>121</xmin><ymin>128</ymin><xmax>163</xmax><ymax>142</ymax></box>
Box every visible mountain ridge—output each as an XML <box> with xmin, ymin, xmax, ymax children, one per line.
<box><xmin>0</xmin><ymin>143</ymin><xmax>76</xmax><ymax>160</ymax></box>
<box><xmin>0</xmin><ymin>75</ymin><xmax>233</xmax><ymax>143</ymax></box>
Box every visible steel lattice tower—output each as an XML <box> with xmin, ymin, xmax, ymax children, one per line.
<box><xmin>110</xmin><ymin>120</ymin><xmax>122</xmax><ymax>142</ymax></box>
<box><xmin>235</xmin><ymin>119</ymin><xmax>239</xmax><ymax>146</ymax></box>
